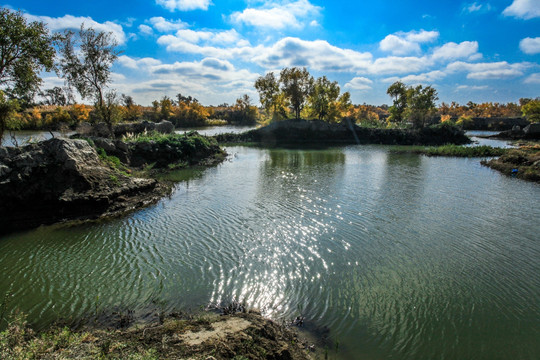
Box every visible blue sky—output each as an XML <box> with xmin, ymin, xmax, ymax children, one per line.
<box><xmin>7</xmin><ymin>0</ymin><xmax>540</xmax><ymax>106</ymax></box>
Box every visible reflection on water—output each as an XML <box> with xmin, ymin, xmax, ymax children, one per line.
<box><xmin>0</xmin><ymin>145</ymin><xmax>539</xmax><ymax>359</ymax></box>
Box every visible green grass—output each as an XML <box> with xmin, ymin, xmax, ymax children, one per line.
<box><xmin>391</xmin><ymin>144</ymin><xmax>508</xmax><ymax>157</ymax></box>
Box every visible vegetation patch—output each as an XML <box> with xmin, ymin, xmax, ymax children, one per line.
<box><xmin>482</xmin><ymin>145</ymin><xmax>540</xmax><ymax>183</ymax></box>
<box><xmin>391</xmin><ymin>144</ymin><xmax>508</xmax><ymax>157</ymax></box>
<box><xmin>0</xmin><ymin>311</ymin><xmax>313</xmax><ymax>360</ymax></box>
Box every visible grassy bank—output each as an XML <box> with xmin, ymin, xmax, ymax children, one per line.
<box><xmin>481</xmin><ymin>145</ymin><xmax>540</xmax><ymax>183</ymax></box>
<box><xmin>0</xmin><ymin>310</ymin><xmax>313</xmax><ymax>360</ymax></box>
<box><xmin>391</xmin><ymin>144</ymin><xmax>508</xmax><ymax>157</ymax></box>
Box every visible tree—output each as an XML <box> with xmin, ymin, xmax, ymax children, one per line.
<box><xmin>231</xmin><ymin>94</ymin><xmax>258</xmax><ymax>125</ymax></box>
<box><xmin>405</xmin><ymin>85</ymin><xmax>438</xmax><ymax>128</ymax></box>
<box><xmin>522</xmin><ymin>99</ymin><xmax>540</xmax><ymax>123</ymax></box>
<box><xmin>0</xmin><ymin>8</ymin><xmax>56</xmax><ymax>144</ymax></box>
<box><xmin>58</xmin><ymin>25</ymin><xmax>120</xmax><ymax>136</ymax></box>
<box><xmin>308</xmin><ymin>76</ymin><xmax>340</xmax><ymax>121</ymax></box>
<box><xmin>39</xmin><ymin>87</ymin><xmax>72</xmax><ymax>106</ymax></box>
<box><xmin>386</xmin><ymin>81</ymin><xmax>407</xmax><ymax>124</ymax></box>
<box><xmin>279</xmin><ymin>67</ymin><xmax>314</xmax><ymax>120</ymax></box>
<box><xmin>254</xmin><ymin>72</ymin><xmax>281</xmax><ymax>120</ymax></box>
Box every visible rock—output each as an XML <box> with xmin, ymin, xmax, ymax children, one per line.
<box><xmin>155</xmin><ymin>120</ymin><xmax>174</xmax><ymax>134</ymax></box>
<box><xmin>0</xmin><ymin>138</ymin><xmax>161</xmax><ymax>234</ymax></box>
<box><xmin>524</xmin><ymin>123</ymin><xmax>540</xmax><ymax>135</ymax></box>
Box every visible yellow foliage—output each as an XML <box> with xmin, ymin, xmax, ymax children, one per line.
<box><xmin>71</xmin><ymin>104</ymin><xmax>90</xmax><ymax>123</ymax></box>
<box><xmin>440</xmin><ymin>114</ymin><xmax>452</xmax><ymax>123</ymax></box>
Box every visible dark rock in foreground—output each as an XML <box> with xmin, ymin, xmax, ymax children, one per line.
<box><xmin>0</xmin><ymin>138</ymin><xmax>163</xmax><ymax>234</ymax></box>
<box><xmin>215</xmin><ymin>119</ymin><xmax>471</xmax><ymax>146</ymax></box>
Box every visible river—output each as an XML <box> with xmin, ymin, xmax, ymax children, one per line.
<box><xmin>0</xmin><ymin>130</ymin><xmax>538</xmax><ymax>359</ymax></box>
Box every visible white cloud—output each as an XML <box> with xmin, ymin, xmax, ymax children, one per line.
<box><xmin>117</xmin><ymin>55</ymin><xmax>162</xmax><ymax>70</ymax></box>
<box><xmin>446</xmin><ymin>61</ymin><xmax>529</xmax><ymax>79</ymax></box>
<box><xmin>524</xmin><ymin>73</ymin><xmax>540</xmax><ymax>84</ymax></box>
<box><xmin>148</xmin><ymin>17</ymin><xmax>188</xmax><ymax>32</ymax></box>
<box><xmin>230</xmin><ymin>0</ymin><xmax>322</xmax><ymax>29</ymax></box>
<box><xmin>456</xmin><ymin>85</ymin><xmax>489</xmax><ymax>90</ymax></box>
<box><xmin>520</xmin><ymin>37</ymin><xmax>540</xmax><ymax>54</ymax></box>
<box><xmin>368</xmin><ymin>56</ymin><xmax>432</xmax><ymax>75</ymax></box>
<box><xmin>379</xmin><ymin>30</ymin><xmax>439</xmax><ymax>55</ymax></box>
<box><xmin>138</xmin><ymin>24</ymin><xmax>154</xmax><ymax>36</ymax></box>
<box><xmin>345</xmin><ymin>77</ymin><xmax>373</xmax><ymax>90</ymax></box>
<box><xmin>432</xmin><ymin>41</ymin><xmax>481</xmax><ymax>61</ymax></box>
<box><xmin>252</xmin><ymin>37</ymin><xmax>373</xmax><ymax>72</ymax></box>
<box><xmin>383</xmin><ymin>70</ymin><xmax>446</xmax><ymax>84</ymax></box>
<box><xmin>463</xmin><ymin>2</ymin><xmax>492</xmax><ymax>13</ymax></box>
<box><xmin>503</xmin><ymin>0</ymin><xmax>540</xmax><ymax>19</ymax></box>
<box><xmin>156</xmin><ymin>0</ymin><xmax>212</xmax><ymax>11</ymax></box>
<box><xmin>24</xmin><ymin>14</ymin><xmax>127</xmax><ymax>44</ymax></box>
<box><xmin>110</xmin><ymin>57</ymin><xmax>260</xmax><ymax>105</ymax></box>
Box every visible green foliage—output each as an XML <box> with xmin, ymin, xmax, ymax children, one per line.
<box><xmin>521</xmin><ymin>99</ymin><xmax>540</xmax><ymax>123</ymax></box>
<box><xmin>160</xmin><ymin>96</ymin><xmax>173</xmax><ymax>120</ymax></box>
<box><xmin>255</xmin><ymin>72</ymin><xmax>281</xmax><ymax>120</ymax></box>
<box><xmin>280</xmin><ymin>67</ymin><xmax>314</xmax><ymax>120</ymax></box>
<box><xmin>392</xmin><ymin>144</ymin><xmax>507</xmax><ymax>157</ymax></box>
<box><xmin>0</xmin><ymin>8</ymin><xmax>56</xmax><ymax>103</ymax></box>
<box><xmin>456</xmin><ymin>115</ymin><xmax>473</xmax><ymax>128</ymax></box>
<box><xmin>58</xmin><ymin>25</ymin><xmax>120</xmax><ymax>136</ymax></box>
<box><xmin>0</xmin><ymin>91</ymin><xmax>20</xmax><ymax>144</ymax></box>
<box><xmin>387</xmin><ymin>81</ymin><xmax>407</xmax><ymax>123</ymax></box>
<box><xmin>387</xmin><ymin>81</ymin><xmax>438</xmax><ymax>128</ymax></box>
<box><xmin>308</xmin><ymin>76</ymin><xmax>341</xmax><ymax>121</ymax></box>
<box><xmin>229</xmin><ymin>94</ymin><xmax>258</xmax><ymax>125</ymax></box>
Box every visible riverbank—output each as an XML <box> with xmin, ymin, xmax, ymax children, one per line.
<box><xmin>214</xmin><ymin>119</ymin><xmax>471</xmax><ymax>147</ymax></box>
<box><xmin>481</xmin><ymin>144</ymin><xmax>540</xmax><ymax>183</ymax></box>
<box><xmin>0</xmin><ymin>132</ymin><xmax>226</xmax><ymax>235</ymax></box>
<box><xmin>390</xmin><ymin>144</ymin><xmax>508</xmax><ymax>157</ymax></box>
<box><xmin>0</xmin><ymin>310</ymin><xmax>314</xmax><ymax>360</ymax></box>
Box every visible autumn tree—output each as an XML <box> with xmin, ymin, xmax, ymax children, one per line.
<box><xmin>405</xmin><ymin>85</ymin><xmax>438</xmax><ymax>128</ymax></box>
<box><xmin>255</xmin><ymin>72</ymin><xmax>281</xmax><ymax>120</ymax></box>
<box><xmin>522</xmin><ymin>99</ymin><xmax>540</xmax><ymax>123</ymax></box>
<box><xmin>386</xmin><ymin>81</ymin><xmax>407</xmax><ymax>124</ymax></box>
<box><xmin>280</xmin><ymin>67</ymin><xmax>314</xmax><ymax>120</ymax></box>
<box><xmin>231</xmin><ymin>94</ymin><xmax>258</xmax><ymax>125</ymax></box>
<box><xmin>308</xmin><ymin>76</ymin><xmax>340</xmax><ymax>121</ymax></box>
<box><xmin>58</xmin><ymin>25</ymin><xmax>120</xmax><ymax>136</ymax></box>
<box><xmin>0</xmin><ymin>8</ymin><xmax>56</xmax><ymax>145</ymax></box>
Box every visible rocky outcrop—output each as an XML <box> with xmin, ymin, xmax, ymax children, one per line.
<box><xmin>77</xmin><ymin>120</ymin><xmax>175</xmax><ymax>138</ymax></box>
<box><xmin>215</xmin><ymin>119</ymin><xmax>470</xmax><ymax>146</ymax></box>
<box><xmin>0</xmin><ymin>138</ymin><xmax>163</xmax><ymax>234</ymax></box>
<box><xmin>483</xmin><ymin>123</ymin><xmax>540</xmax><ymax>140</ymax></box>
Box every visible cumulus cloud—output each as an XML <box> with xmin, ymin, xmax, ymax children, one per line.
<box><xmin>117</xmin><ymin>55</ymin><xmax>162</xmax><ymax>70</ymax></box>
<box><xmin>446</xmin><ymin>61</ymin><xmax>529</xmax><ymax>79</ymax></box>
<box><xmin>520</xmin><ymin>37</ymin><xmax>540</xmax><ymax>54</ymax></box>
<box><xmin>24</xmin><ymin>13</ymin><xmax>127</xmax><ymax>44</ymax></box>
<box><xmin>503</xmin><ymin>0</ymin><xmax>540</xmax><ymax>19</ymax></box>
<box><xmin>383</xmin><ymin>70</ymin><xmax>446</xmax><ymax>84</ymax></box>
<box><xmin>148</xmin><ymin>17</ymin><xmax>188</xmax><ymax>32</ymax></box>
<box><xmin>379</xmin><ymin>30</ymin><xmax>439</xmax><ymax>55</ymax></box>
<box><xmin>524</xmin><ymin>73</ymin><xmax>540</xmax><ymax>84</ymax></box>
<box><xmin>156</xmin><ymin>0</ymin><xmax>212</xmax><ymax>11</ymax></box>
<box><xmin>432</xmin><ymin>41</ymin><xmax>481</xmax><ymax>61</ymax></box>
<box><xmin>344</xmin><ymin>77</ymin><xmax>373</xmax><ymax>90</ymax></box>
<box><xmin>252</xmin><ymin>37</ymin><xmax>373</xmax><ymax>72</ymax></box>
<box><xmin>139</xmin><ymin>24</ymin><xmax>154</xmax><ymax>36</ymax></box>
<box><xmin>230</xmin><ymin>0</ymin><xmax>322</xmax><ymax>29</ymax></box>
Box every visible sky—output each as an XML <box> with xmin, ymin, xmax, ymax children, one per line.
<box><xmin>5</xmin><ymin>0</ymin><xmax>540</xmax><ymax>106</ymax></box>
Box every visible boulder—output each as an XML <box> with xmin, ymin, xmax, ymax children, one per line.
<box><xmin>0</xmin><ymin>138</ymin><xmax>160</xmax><ymax>234</ymax></box>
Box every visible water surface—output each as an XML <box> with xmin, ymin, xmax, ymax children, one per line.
<box><xmin>0</xmin><ymin>141</ymin><xmax>538</xmax><ymax>359</ymax></box>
